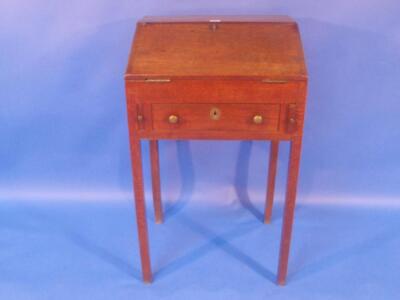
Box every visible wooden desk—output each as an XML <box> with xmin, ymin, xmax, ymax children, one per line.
<box><xmin>125</xmin><ymin>16</ymin><xmax>308</xmax><ymax>285</ymax></box>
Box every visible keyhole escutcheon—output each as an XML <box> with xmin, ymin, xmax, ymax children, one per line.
<box><xmin>210</xmin><ymin>107</ymin><xmax>221</xmax><ymax>120</ymax></box>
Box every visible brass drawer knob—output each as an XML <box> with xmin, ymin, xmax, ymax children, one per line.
<box><xmin>253</xmin><ymin>115</ymin><xmax>263</xmax><ymax>124</ymax></box>
<box><xmin>168</xmin><ymin>114</ymin><xmax>179</xmax><ymax>124</ymax></box>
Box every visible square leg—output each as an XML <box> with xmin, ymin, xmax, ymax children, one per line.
<box><xmin>129</xmin><ymin>134</ymin><xmax>152</xmax><ymax>283</ymax></box>
<box><xmin>277</xmin><ymin>137</ymin><xmax>302</xmax><ymax>285</ymax></box>
<box><xmin>150</xmin><ymin>140</ymin><xmax>163</xmax><ymax>223</ymax></box>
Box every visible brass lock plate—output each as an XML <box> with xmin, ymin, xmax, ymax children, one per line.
<box><xmin>210</xmin><ymin>107</ymin><xmax>221</xmax><ymax>120</ymax></box>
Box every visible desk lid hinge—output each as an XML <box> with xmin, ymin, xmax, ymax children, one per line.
<box><xmin>144</xmin><ymin>78</ymin><xmax>171</xmax><ymax>83</ymax></box>
<box><xmin>129</xmin><ymin>78</ymin><xmax>171</xmax><ymax>83</ymax></box>
<box><xmin>261</xmin><ymin>79</ymin><xmax>288</xmax><ymax>84</ymax></box>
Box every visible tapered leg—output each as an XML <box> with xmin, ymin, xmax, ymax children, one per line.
<box><xmin>150</xmin><ymin>140</ymin><xmax>163</xmax><ymax>224</ymax></box>
<box><xmin>264</xmin><ymin>140</ymin><xmax>279</xmax><ymax>223</ymax></box>
<box><xmin>130</xmin><ymin>135</ymin><xmax>152</xmax><ymax>283</ymax></box>
<box><xmin>277</xmin><ymin>137</ymin><xmax>302</xmax><ymax>285</ymax></box>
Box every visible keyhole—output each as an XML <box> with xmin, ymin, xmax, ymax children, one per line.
<box><xmin>210</xmin><ymin>107</ymin><xmax>221</xmax><ymax>120</ymax></box>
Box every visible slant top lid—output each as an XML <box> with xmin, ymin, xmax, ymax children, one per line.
<box><xmin>126</xmin><ymin>16</ymin><xmax>307</xmax><ymax>81</ymax></box>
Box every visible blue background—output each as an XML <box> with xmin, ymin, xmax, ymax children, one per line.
<box><xmin>1</xmin><ymin>1</ymin><xmax>399</xmax><ymax>299</ymax></box>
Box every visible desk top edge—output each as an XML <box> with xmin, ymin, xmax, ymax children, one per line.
<box><xmin>124</xmin><ymin>75</ymin><xmax>308</xmax><ymax>81</ymax></box>
<box><xmin>139</xmin><ymin>15</ymin><xmax>296</xmax><ymax>24</ymax></box>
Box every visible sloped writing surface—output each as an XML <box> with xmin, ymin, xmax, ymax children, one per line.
<box><xmin>126</xmin><ymin>16</ymin><xmax>307</xmax><ymax>80</ymax></box>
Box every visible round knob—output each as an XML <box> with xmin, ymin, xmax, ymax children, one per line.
<box><xmin>253</xmin><ymin>115</ymin><xmax>263</xmax><ymax>124</ymax></box>
<box><xmin>168</xmin><ymin>115</ymin><xmax>179</xmax><ymax>124</ymax></box>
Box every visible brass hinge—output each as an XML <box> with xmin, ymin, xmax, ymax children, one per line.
<box><xmin>261</xmin><ymin>79</ymin><xmax>288</xmax><ymax>84</ymax></box>
<box><xmin>130</xmin><ymin>78</ymin><xmax>171</xmax><ymax>83</ymax></box>
<box><xmin>144</xmin><ymin>78</ymin><xmax>171</xmax><ymax>83</ymax></box>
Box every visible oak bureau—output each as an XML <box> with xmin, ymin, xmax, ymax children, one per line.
<box><xmin>124</xmin><ymin>15</ymin><xmax>308</xmax><ymax>285</ymax></box>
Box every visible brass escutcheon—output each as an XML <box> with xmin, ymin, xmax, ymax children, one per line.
<box><xmin>210</xmin><ymin>107</ymin><xmax>221</xmax><ymax>120</ymax></box>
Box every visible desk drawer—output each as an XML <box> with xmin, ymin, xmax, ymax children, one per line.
<box><xmin>152</xmin><ymin>103</ymin><xmax>280</xmax><ymax>132</ymax></box>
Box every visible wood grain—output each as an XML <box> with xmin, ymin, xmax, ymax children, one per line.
<box><xmin>126</xmin><ymin>80</ymin><xmax>305</xmax><ymax>103</ymax></box>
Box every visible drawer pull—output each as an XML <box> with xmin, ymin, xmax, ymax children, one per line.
<box><xmin>253</xmin><ymin>115</ymin><xmax>263</xmax><ymax>124</ymax></box>
<box><xmin>168</xmin><ymin>115</ymin><xmax>179</xmax><ymax>124</ymax></box>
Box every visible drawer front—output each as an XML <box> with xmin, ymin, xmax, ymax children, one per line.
<box><xmin>152</xmin><ymin>103</ymin><xmax>280</xmax><ymax>132</ymax></box>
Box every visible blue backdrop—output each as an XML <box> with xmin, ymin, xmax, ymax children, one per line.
<box><xmin>1</xmin><ymin>1</ymin><xmax>399</xmax><ymax>299</ymax></box>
